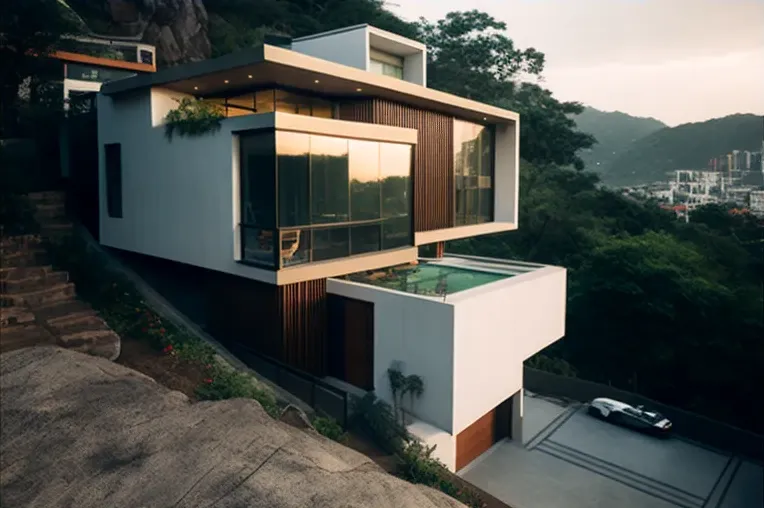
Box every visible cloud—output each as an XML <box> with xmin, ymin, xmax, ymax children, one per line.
<box><xmin>544</xmin><ymin>48</ymin><xmax>764</xmax><ymax>125</ymax></box>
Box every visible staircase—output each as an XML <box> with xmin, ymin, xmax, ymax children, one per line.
<box><xmin>0</xmin><ymin>192</ymin><xmax>120</xmax><ymax>360</ymax></box>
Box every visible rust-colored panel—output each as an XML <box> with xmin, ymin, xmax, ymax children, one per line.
<box><xmin>278</xmin><ymin>278</ymin><xmax>327</xmax><ymax>376</ymax></box>
<box><xmin>50</xmin><ymin>50</ymin><xmax>156</xmax><ymax>72</ymax></box>
<box><xmin>456</xmin><ymin>408</ymin><xmax>496</xmax><ymax>471</ymax></box>
<box><xmin>340</xmin><ymin>99</ymin><xmax>454</xmax><ymax>232</ymax></box>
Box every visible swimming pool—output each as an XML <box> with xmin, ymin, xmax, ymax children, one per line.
<box><xmin>343</xmin><ymin>262</ymin><xmax>513</xmax><ymax>296</ymax></box>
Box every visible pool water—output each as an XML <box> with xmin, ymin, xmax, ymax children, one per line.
<box><xmin>345</xmin><ymin>263</ymin><xmax>511</xmax><ymax>296</ymax></box>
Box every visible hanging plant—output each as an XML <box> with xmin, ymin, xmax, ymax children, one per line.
<box><xmin>164</xmin><ymin>97</ymin><xmax>225</xmax><ymax>141</ymax></box>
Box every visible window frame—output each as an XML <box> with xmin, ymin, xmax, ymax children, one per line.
<box><xmin>453</xmin><ymin>120</ymin><xmax>495</xmax><ymax>226</ymax></box>
<box><xmin>237</xmin><ymin>128</ymin><xmax>414</xmax><ymax>270</ymax></box>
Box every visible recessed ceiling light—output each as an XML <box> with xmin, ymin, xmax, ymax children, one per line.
<box><xmin>314</xmin><ymin>79</ymin><xmax>320</xmax><ymax>84</ymax></box>
<box><xmin>224</xmin><ymin>79</ymin><xmax>229</xmax><ymax>84</ymax></box>
<box><xmin>193</xmin><ymin>86</ymin><xmax>198</xmax><ymax>90</ymax></box>
<box><xmin>483</xmin><ymin>117</ymin><xmax>487</xmax><ymax>121</ymax></box>
<box><xmin>248</xmin><ymin>74</ymin><xmax>253</xmax><ymax>79</ymax></box>
<box><xmin>356</xmin><ymin>88</ymin><xmax>363</xmax><ymax>92</ymax></box>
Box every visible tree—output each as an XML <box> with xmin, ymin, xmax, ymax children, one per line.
<box><xmin>0</xmin><ymin>0</ymin><xmax>82</xmax><ymax>136</ymax></box>
<box><xmin>417</xmin><ymin>10</ymin><xmax>594</xmax><ymax>169</ymax></box>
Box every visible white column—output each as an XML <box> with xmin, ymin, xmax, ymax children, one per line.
<box><xmin>511</xmin><ymin>387</ymin><xmax>524</xmax><ymax>444</ymax></box>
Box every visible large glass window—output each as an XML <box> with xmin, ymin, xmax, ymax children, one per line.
<box><xmin>239</xmin><ymin>130</ymin><xmax>412</xmax><ymax>269</ymax></box>
<box><xmin>369</xmin><ymin>48</ymin><xmax>404</xmax><ymax>80</ymax></box>
<box><xmin>277</xmin><ymin>132</ymin><xmax>310</xmax><ymax>227</ymax></box>
<box><xmin>208</xmin><ymin>89</ymin><xmax>335</xmax><ymax>119</ymax></box>
<box><xmin>349</xmin><ymin>140</ymin><xmax>380</xmax><ymax>221</ymax></box>
<box><xmin>240</xmin><ymin>132</ymin><xmax>276</xmax><ymax>228</ymax></box>
<box><xmin>311</xmin><ymin>136</ymin><xmax>349</xmax><ymax>224</ymax></box>
<box><xmin>454</xmin><ymin>120</ymin><xmax>494</xmax><ymax>225</ymax></box>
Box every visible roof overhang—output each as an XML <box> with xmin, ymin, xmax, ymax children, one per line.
<box><xmin>101</xmin><ymin>45</ymin><xmax>518</xmax><ymax>124</ymax></box>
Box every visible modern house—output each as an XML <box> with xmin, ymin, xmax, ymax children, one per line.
<box><xmin>94</xmin><ymin>25</ymin><xmax>567</xmax><ymax>472</ymax></box>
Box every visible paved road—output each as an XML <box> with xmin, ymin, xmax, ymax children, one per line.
<box><xmin>460</xmin><ymin>394</ymin><xmax>763</xmax><ymax>508</ymax></box>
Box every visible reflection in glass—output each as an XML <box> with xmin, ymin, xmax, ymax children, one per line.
<box><xmin>350</xmin><ymin>140</ymin><xmax>381</xmax><ymax>221</ymax></box>
<box><xmin>227</xmin><ymin>93</ymin><xmax>255</xmax><ymax>117</ymax></box>
<box><xmin>255</xmin><ymin>90</ymin><xmax>275</xmax><ymax>113</ymax></box>
<box><xmin>313</xmin><ymin>227</ymin><xmax>349</xmax><ymax>261</ymax></box>
<box><xmin>454</xmin><ymin>120</ymin><xmax>494</xmax><ymax>225</ymax></box>
<box><xmin>242</xmin><ymin>227</ymin><xmax>275</xmax><ymax>267</ymax></box>
<box><xmin>311</xmin><ymin>135</ymin><xmax>349</xmax><ymax>224</ymax></box>
<box><xmin>351</xmin><ymin>224</ymin><xmax>381</xmax><ymax>255</ymax></box>
<box><xmin>382</xmin><ymin>216</ymin><xmax>410</xmax><ymax>250</ymax></box>
<box><xmin>240</xmin><ymin>132</ymin><xmax>275</xmax><ymax>227</ymax></box>
<box><xmin>380</xmin><ymin>143</ymin><xmax>411</xmax><ymax>219</ymax></box>
<box><xmin>281</xmin><ymin>229</ymin><xmax>310</xmax><ymax>267</ymax></box>
<box><xmin>277</xmin><ymin>132</ymin><xmax>310</xmax><ymax>227</ymax></box>
<box><xmin>275</xmin><ymin>89</ymin><xmax>313</xmax><ymax>115</ymax></box>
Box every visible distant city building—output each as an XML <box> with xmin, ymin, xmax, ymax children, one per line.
<box><xmin>750</xmin><ymin>190</ymin><xmax>764</xmax><ymax>216</ymax></box>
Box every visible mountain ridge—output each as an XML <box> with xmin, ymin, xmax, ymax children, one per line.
<box><xmin>601</xmin><ymin>113</ymin><xmax>763</xmax><ymax>186</ymax></box>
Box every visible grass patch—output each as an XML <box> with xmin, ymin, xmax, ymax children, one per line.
<box><xmin>47</xmin><ymin>233</ymin><xmax>279</xmax><ymax>417</ymax></box>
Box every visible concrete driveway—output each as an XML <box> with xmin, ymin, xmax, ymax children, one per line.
<box><xmin>459</xmin><ymin>392</ymin><xmax>763</xmax><ymax>508</ymax></box>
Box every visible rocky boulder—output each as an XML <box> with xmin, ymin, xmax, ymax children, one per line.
<box><xmin>104</xmin><ymin>0</ymin><xmax>211</xmax><ymax>67</ymax></box>
<box><xmin>0</xmin><ymin>347</ymin><xmax>464</xmax><ymax>508</ymax></box>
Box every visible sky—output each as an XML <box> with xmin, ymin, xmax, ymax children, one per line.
<box><xmin>389</xmin><ymin>0</ymin><xmax>764</xmax><ymax>126</ymax></box>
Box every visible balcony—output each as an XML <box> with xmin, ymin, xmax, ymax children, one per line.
<box><xmin>54</xmin><ymin>36</ymin><xmax>156</xmax><ymax>71</ymax></box>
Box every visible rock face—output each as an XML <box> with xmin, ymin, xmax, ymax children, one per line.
<box><xmin>0</xmin><ymin>347</ymin><xmax>464</xmax><ymax>508</ymax></box>
<box><xmin>104</xmin><ymin>0</ymin><xmax>211</xmax><ymax>67</ymax></box>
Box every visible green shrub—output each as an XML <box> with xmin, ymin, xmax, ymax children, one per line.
<box><xmin>196</xmin><ymin>365</ymin><xmax>279</xmax><ymax>417</ymax></box>
<box><xmin>398</xmin><ymin>441</ymin><xmax>486</xmax><ymax>508</ymax></box>
<box><xmin>312</xmin><ymin>415</ymin><xmax>347</xmax><ymax>442</ymax></box>
<box><xmin>351</xmin><ymin>393</ymin><xmax>409</xmax><ymax>455</ymax></box>
<box><xmin>164</xmin><ymin>98</ymin><xmax>225</xmax><ymax>141</ymax></box>
<box><xmin>47</xmin><ymin>230</ymin><xmax>281</xmax><ymax>419</ymax></box>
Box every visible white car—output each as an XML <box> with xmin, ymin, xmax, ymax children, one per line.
<box><xmin>588</xmin><ymin>397</ymin><xmax>673</xmax><ymax>437</ymax></box>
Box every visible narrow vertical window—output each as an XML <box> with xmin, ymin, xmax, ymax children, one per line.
<box><xmin>105</xmin><ymin>143</ymin><xmax>123</xmax><ymax>218</ymax></box>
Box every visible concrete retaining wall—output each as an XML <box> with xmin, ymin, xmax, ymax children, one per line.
<box><xmin>524</xmin><ymin>367</ymin><xmax>764</xmax><ymax>461</ymax></box>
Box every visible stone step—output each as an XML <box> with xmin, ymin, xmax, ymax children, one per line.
<box><xmin>27</xmin><ymin>191</ymin><xmax>66</xmax><ymax>205</ymax></box>
<box><xmin>0</xmin><ymin>324</ymin><xmax>55</xmax><ymax>353</ymax></box>
<box><xmin>0</xmin><ymin>235</ymin><xmax>42</xmax><ymax>249</ymax></box>
<box><xmin>33</xmin><ymin>203</ymin><xmax>66</xmax><ymax>221</ymax></box>
<box><xmin>0</xmin><ymin>249</ymin><xmax>48</xmax><ymax>268</ymax></box>
<box><xmin>59</xmin><ymin>329</ymin><xmax>121</xmax><ymax>360</ymax></box>
<box><xmin>0</xmin><ymin>271</ymin><xmax>69</xmax><ymax>294</ymax></box>
<box><xmin>5</xmin><ymin>282</ymin><xmax>76</xmax><ymax>307</ymax></box>
<box><xmin>35</xmin><ymin>300</ymin><xmax>97</xmax><ymax>325</ymax></box>
<box><xmin>49</xmin><ymin>314</ymin><xmax>110</xmax><ymax>337</ymax></box>
<box><xmin>68</xmin><ymin>333</ymin><xmax>121</xmax><ymax>361</ymax></box>
<box><xmin>0</xmin><ymin>306</ymin><xmax>36</xmax><ymax>328</ymax></box>
<box><xmin>0</xmin><ymin>265</ymin><xmax>53</xmax><ymax>282</ymax></box>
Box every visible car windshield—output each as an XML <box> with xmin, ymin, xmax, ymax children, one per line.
<box><xmin>624</xmin><ymin>406</ymin><xmax>664</xmax><ymax>423</ymax></box>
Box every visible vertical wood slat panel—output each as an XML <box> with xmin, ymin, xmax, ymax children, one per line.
<box><xmin>339</xmin><ymin>99</ymin><xmax>454</xmax><ymax>232</ymax></box>
<box><xmin>278</xmin><ymin>279</ymin><xmax>327</xmax><ymax>376</ymax></box>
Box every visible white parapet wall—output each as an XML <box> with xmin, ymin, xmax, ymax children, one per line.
<box><xmin>327</xmin><ymin>258</ymin><xmax>567</xmax><ymax>471</ymax></box>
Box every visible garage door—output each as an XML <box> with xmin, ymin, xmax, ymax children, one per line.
<box><xmin>456</xmin><ymin>409</ymin><xmax>495</xmax><ymax>470</ymax></box>
<box><xmin>455</xmin><ymin>397</ymin><xmax>512</xmax><ymax>471</ymax></box>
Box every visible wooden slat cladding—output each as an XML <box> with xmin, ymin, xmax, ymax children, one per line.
<box><xmin>456</xmin><ymin>408</ymin><xmax>496</xmax><ymax>471</ymax></box>
<box><xmin>327</xmin><ymin>295</ymin><xmax>375</xmax><ymax>390</ymax></box>
<box><xmin>278</xmin><ymin>279</ymin><xmax>327</xmax><ymax>376</ymax></box>
<box><xmin>338</xmin><ymin>101</ymin><xmax>374</xmax><ymax>123</ymax></box>
<box><xmin>339</xmin><ymin>99</ymin><xmax>454</xmax><ymax>232</ymax></box>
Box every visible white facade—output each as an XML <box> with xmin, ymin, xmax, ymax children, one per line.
<box><xmin>97</xmin><ymin>87</ymin><xmax>420</xmax><ymax>286</ymax></box>
<box><xmin>292</xmin><ymin>24</ymin><xmax>427</xmax><ymax>86</ymax></box>
<box><xmin>327</xmin><ymin>256</ymin><xmax>567</xmax><ymax>471</ymax></box>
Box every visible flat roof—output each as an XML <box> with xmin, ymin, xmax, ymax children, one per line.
<box><xmin>101</xmin><ymin>44</ymin><xmax>518</xmax><ymax>124</ymax></box>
